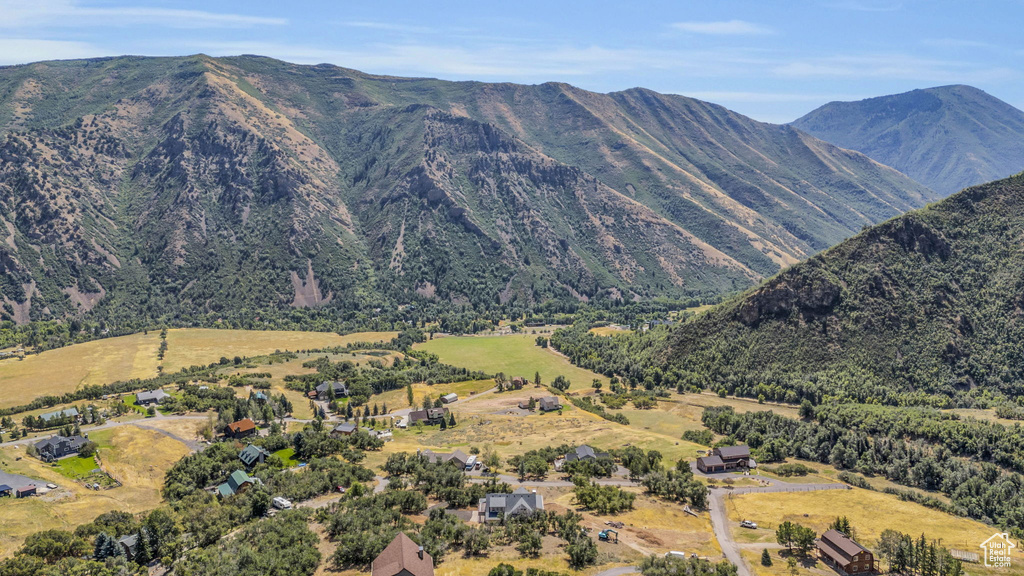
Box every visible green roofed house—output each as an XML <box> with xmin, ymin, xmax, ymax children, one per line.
<box><xmin>239</xmin><ymin>445</ymin><xmax>270</xmax><ymax>468</ymax></box>
<box><xmin>217</xmin><ymin>470</ymin><xmax>257</xmax><ymax>497</ymax></box>
<box><xmin>39</xmin><ymin>407</ymin><xmax>79</xmax><ymax>423</ymax></box>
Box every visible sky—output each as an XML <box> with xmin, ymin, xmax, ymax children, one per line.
<box><xmin>0</xmin><ymin>0</ymin><xmax>1021</xmax><ymax>123</ymax></box>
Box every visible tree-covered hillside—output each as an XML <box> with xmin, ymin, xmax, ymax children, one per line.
<box><xmin>555</xmin><ymin>173</ymin><xmax>1024</xmax><ymax>407</ymax></box>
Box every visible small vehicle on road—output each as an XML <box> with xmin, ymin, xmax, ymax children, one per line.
<box><xmin>740</xmin><ymin>520</ymin><xmax>757</xmax><ymax>529</ymax></box>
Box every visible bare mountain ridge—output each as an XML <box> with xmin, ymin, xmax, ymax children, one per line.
<box><xmin>793</xmin><ymin>84</ymin><xmax>1024</xmax><ymax>195</ymax></box>
<box><xmin>0</xmin><ymin>55</ymin><xmax>934</xmax><ymax>324</ymax></box>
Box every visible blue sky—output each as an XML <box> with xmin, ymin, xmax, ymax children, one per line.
<box><xmin>1</xmin><ymin>0</ymin><xmax>1021</xmax><ymax>122</ymax></box>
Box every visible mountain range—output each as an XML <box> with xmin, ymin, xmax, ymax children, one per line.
<box><xmin>0</xmin><ymin>54</ymin><xmax>934</xmax><ymax>325</ymax></box>
<box><xmin>793</xmin><ymin>85</ymin><xmax>1024</xmax><ymax>196</ymax></box>
<box><xmin>664</xmin><ymin>172</ymin><xmax>1024</xmax><ymax>404</ymax></box>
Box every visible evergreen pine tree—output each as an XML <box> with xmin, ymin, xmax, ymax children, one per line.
<box><xmin>94</xmin><ymin>533</ymin><xmax>113</xmax><ymax>559</ymax></box>
<box><xmin>134</xmin><ymin>527</ymin><xmax>152</xmax><ymax>564</ymax></box>
<box><xmin>761</xmin><ymin>549</ymin><xmax>773</xmax><ymax>566</ymax></box>
<box><xmin>448</xmin><ymin>412</ymin><xmax>457</xmax><ymax>427</ymax></box>
<box><xmin>440</xmin><ymin>418</ymin><xmax>448</xmax><ymax>430</ymax></box>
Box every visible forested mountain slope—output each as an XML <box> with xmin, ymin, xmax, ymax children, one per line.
<box><xmin>664</xmin><ymin>173</ymin><xmax>1024</xmax><ymax>405</ymax></box>
<box><xmin>0</xmin><ymin>55</ymin><xmax>933</xmax><ymax>325</ymax></box>
<box><xmin>793</xmin><ymin>85</ymin><xmax>1024</xmax><ymax>195</ymax></box>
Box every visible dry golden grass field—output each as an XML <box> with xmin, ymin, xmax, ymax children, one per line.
<box><xmin>162</xmin><ymin>329</ymin><xmax>398</xmax><ymax>372</ymax></box>
<box><xmin>588</xmin><ymin>326</ymin><xmax>632</xmax><ymax>336</ymax></box>
<box><xmin>0</xmin><ymin>332</ymin><xmax>161</xmax><ymax>408</ymax></box>
<box><xmin>0</xmin><ymin>329</ymin><xmax>397</xmax><ymax>409</ymax></box>
<box><xmin>0</xmin><ymin>425</ymin><xmax>189</xmax><ymax>557</ymax></box>
<box><xmin>725</xmin><ymin>488</ymin><xmax>997</xmax><ymax>552</ymax></box>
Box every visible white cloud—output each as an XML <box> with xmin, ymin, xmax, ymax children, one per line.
<box><xmin>671</xmin><ymin>20</ymin><xmax>774</xmax><ymax>36</ymax></box>
<box><xmin>0</xmin><ymin>0</ymin><xmax>286</xmax><ymax>29</ymax></box>
<box><xmin>0</xmin><ymin>38</ymin><xmax>107</xmax><ymax>65</ymax></box>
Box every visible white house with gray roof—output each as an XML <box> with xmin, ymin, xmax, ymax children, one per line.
<box><xmin>480</xmin><ymin>487</ymin><xmax>544</xmax><ymax>522</ymax></box>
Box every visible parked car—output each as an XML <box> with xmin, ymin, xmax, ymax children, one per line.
<box><xmin>740</xmin><ymin>520</ymin><xmax>757</xmax><ymax>529</ymax></box>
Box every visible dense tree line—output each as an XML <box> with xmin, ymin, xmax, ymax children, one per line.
<box><xmin>702</xmin><ymin>405</ymin><xmax>1024</xmax><ymax>534</ymax></box>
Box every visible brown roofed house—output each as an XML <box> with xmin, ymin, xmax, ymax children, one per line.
<box><xmin>372</xmin><ymin>532</ymin><xmax>434</xmax><ymax>576</ymax></box>
<box><xmin>817</xmin><ymin>529</ymin><xmax>876</xmax><ymax>574</ymax></box>
<box><xmin>226</xmin><ymin>418</ymin><xmax>257</xmax><ymax>438</ymax></box>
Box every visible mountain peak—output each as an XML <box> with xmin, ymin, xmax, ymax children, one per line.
<box><xmin>793</xmin><ymin>85</ymin><xmax>1024</xmax><ymax>195</ymax></box>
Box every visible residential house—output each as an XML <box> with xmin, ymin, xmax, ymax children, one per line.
<box><xmin>408</xmin><ymin>407</ymin><xmax>448</xmax><ymax>425</ymax></box>
<box><xmin>34</xmin><ymin>435</ymin><xmax>87</xmax><ymax>462</ymax></box>
<box><xmin>556</xmin><ymin>444</ymin><xmax>610</xmax><ymax>471</ymax></box>
<box><xmin>817</xmin><ymin>530</ymin><xmax>876</xmax><ymax>574</ymax></box>
<box><xmin>440</xmin><ymin>393</ymin><xmax>458</xmax><ymax>404</ymax></box>
<box><xmin>509</xmin><ymin>376</ymin><xmax>527</xmax><ymax>390</ymax></box>
<box><xmin>38</xmin><ymin>407</ymin><xmax>80</xmax><ymax>424</ymax></box>
<box><xmin>16</xmin><ymin>486</ymin><xmax>36</xmax><ymax>498</ymax></box>
<box><xmin>252</xmin><ymin>391</ymin><xmax>268</xmax><ymax>402</ymax></box>
<box><xmin>538</xmin><ymin>396</ymin><xmax>561</xmax><ymax>412</ymax></box>
<box><xmin>136</xmin><ymin>389</ymin><xmax>170</xmax><ymax>406</ymax></box>
<box><xmin>331</xmin><ymin>423</ymin><xmax>357</xmax><ymax>436</ymax></box>
<box><xmin>239</xmin><ymin>445</ymin><xmax>271</xmax><ymax>468</ymax></box>
<box><xmin>217</xmin><ymin>470</ymin><xmax>257</xmax><ymax>497</ymax></box>
<box><xmin>696</xmin><ymin>445</ymin><xmax>753</xmax><ymax>473</ymax></box>
<box><xmin>480</xmin><ymin>487</ymin><xmax>545</xmax><ymax>522</ymax></box>
<box><xmin>371</xmin><ymin>532</ymin><xmax>434</xmax><ymax>576</ymax></box>
<box><xmin>226</xmin><ymin>418</ymin><xmax>257</xmax><ymax>438</ymax></box>
<box><xmin>118</xmin><ymin>534</ymin><xmax>139</xmax><ymax>559</ymax></box>
<box><xmin>315</xmin><ymin>381</ymin><xmax>348</xmax><ymax>401</ymax></box>
<box><xmin>420</xmin><ymin>449</ymin><xmax>470</xmax><ymax>468</ymax></box>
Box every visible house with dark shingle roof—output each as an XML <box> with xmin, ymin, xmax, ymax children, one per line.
<box><xmin>408</xmin><ymin>407</ymin><xmax>448</xmax><ymax>425</ymax></box>
<box><xmin>136</xmin><ymin>389</ymin><xmax>170</xmax><ymax>406</ymax></box>
<box><xmin>538</xmin><ymin>396</ymin><xmax>561</xmax><ymax>412</ymax></box>
<box><xmin>239</xmin><ymin>445</ymin><xmax>270</xmax><ymax>468</ymax></box>
<box><xmin>34</xmin><ymin>435</ymin><xmax>87</xmax><ymax>462</ymax></box>
<box><xmin>371</xmin><ymin>532</ymin><xmax>434</xmax><ymax>576</ymax></box>
<box><xmin>817</xmin><ymin>529</ymin><xmax>876</xmax><ymax>574</ymax></box>
<box><xmin>480</xmin><ymin>487</ymin><xmax>545</xmax><ymax>522</ymax></box>
<box><xmin>565</xmin><ymin>445</ymin><xmax>608</xmax><ymax>463</ymax></box>
<box><xmin>331</xmin><ymin>422</ymin><xmax>357</xmax><ymax>436</ymax></box>
<box><xmin>315</xmin><ymin>381</ymin><xmax>348</xmax><ymax>401</ymax></box>
<box><xmin>118</xmin><ymin>534</ymin><xmax>139</xmax><ymax>559</ymax></box>
<box><xmin>217</xmin><ymin>470</ymin><xmax>257</xmax><ymax>497</ymax></box>
<box><xmin>697</xmin><ymin>445</ymin><xmax>753</xmax><ymax>473</ymax></box>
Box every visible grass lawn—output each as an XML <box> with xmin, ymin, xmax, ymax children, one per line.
<box><xmin>0</xmin><ymin>332</ymin><xmax>161</xmax><ymax>408</ymax></box>
<box><xmin>415</xmin><ymin>334</ymin><xmax>607</xmax><ymax>391</ymax></box>
<box><xmin>162</xmin><ymin>329</ymin><xmax>398</xmax><ymax>373</ymax></box>
<box><xmin>374</xmin><ymin>379</ymin><xmax>496</xmax><ymax>411</ymax></box>
<box><xmin>51</xmin><ymin>454</ymin><xmax>100</xmax><ymax>479</ymax></box>
<box><xmin>273</xmin><ymin>447</ymin><xmax>300</xmax><ymax>466</ymax></box>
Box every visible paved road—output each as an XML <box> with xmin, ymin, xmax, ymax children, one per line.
<box><xmin>592</xmin><ymin>567</ymin><xmax>639</xmax><ymax>576</ymax></box>
<box><xmin>709</xmin><ymin>483</ymin><xmax>850</xmax><ymax>576</ymax></box>
<box><xmin>468</xmin><ymin>473</ymin><xmax>640</xmax><ymax>488</ymax></box>
<box><xmin>1</xmin><ymin>414</ymin><xmax>212</xmax><ymax>448</ymax></box>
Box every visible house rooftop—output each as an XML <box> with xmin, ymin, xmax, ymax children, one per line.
<box><xmin>715</xmin><ymin>445</ymin><xmax>751</xmax><ymax>459</ymax></box>
<box><xmin>372</xmin><ymin>532</ymin><xmax>434</xmax><ymax>576</ymax></box>
<box><xmin>820</xmin><ymin>530</ymin><xmax>868</xmax><ymax>559</ymax></box>
<box><xmin>39</xmin><ymin>407</ymin><xmax>79</xmax><ymax>421</ymax></box>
